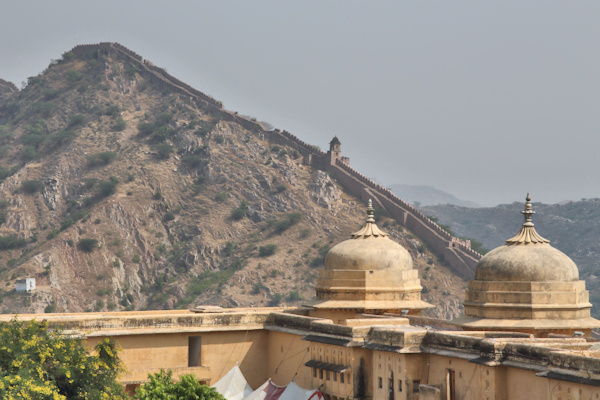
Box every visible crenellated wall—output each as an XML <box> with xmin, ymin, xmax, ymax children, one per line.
<box><xmin>71</xmin><ymin>42</ymin><xmax>223</xmax><ymax>108</ymax></box>
<box><xmin>67</xmin><ymin>42</ymin><xmax>480</xmax><ymax>278</ymax></box>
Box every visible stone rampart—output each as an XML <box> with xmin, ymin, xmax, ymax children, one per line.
<box><xmin>329</xmin><ymin>159</ymin><xmax>480</xmax><ymax>278</ymax></box>
<box><xmin>66</xmin><ymin>42</ymin><xmax>480</xmax><ymax>278</ymax></box>
<box><xmin>70</xmin><ymin>42</ymin><xmax>223</xmax><ymax>108</ymax></box>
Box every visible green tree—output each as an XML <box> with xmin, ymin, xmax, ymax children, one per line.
<box><xmin>134</xmin><ymin>370</ymin><xmax>225</xmax><ymax>400</ymax></box>
<box><xmin>0</xmin><ymin>318</ymin><xmax>127</xmax><ymax>399</ymax></box>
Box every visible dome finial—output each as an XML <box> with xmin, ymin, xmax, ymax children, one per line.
<box><xmin>522</xmin><ymin>193</ymin><xmax>534</xmax><ymax>227</ymax></box>
<box><xmin>505</xmin><ymin>193</ymin><xmax>550</xmax><ymax>245</ymax></box>
<box><xmin>366</xmin><ymin>199</ymin><xmax>375</xmax><ymax>223</ymax></box>
<box><xmin>351</xmin><ymin>199</ymin><xmax>389</xmax><ymax>239</ymax></box>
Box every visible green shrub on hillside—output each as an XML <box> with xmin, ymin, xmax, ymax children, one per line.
<box><xmin>259</xmin><ymin>244</ymin><xmax>277</xmax><ymax>257</ymax></box>
<box><xmin>87</xmin><ymin>151</ymin><xmax>116</xmax><ymax>166</ymax></box>
<box><xmin>270</xmin><ymin>212</ymin><xmax>302</xmax><ymax>234</ymax></box>
<box><xmin>153</xmin><ymin>143</ymin><xmax>173</xmax><ymax>159</ymax></box>
<box><xmin>21</xmin><ymin>179</ymin><xmax>44</xmax><ymax>194</ymax></box>
<box><xmin>0</xmin><ymin>235</ymin><xmax>27</xmax><ymax>250</ymax></box>
<box><xmin>78</xmin><ymin>238</ymin><xmax>98</xmax><ymax>253</ymax></box>
<box><xmin>67</xmin><ymin>114</ymin><xmax>86</xmax><ymax>127</ymax></box>
<box><xmin>113</xmin><ymin>117</ymin><xmax>127</xmax><ymax>131</ymax></box>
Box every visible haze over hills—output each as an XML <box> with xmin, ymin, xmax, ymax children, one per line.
<box><xmin>388</xmin><ymin>184</ymin><xmax>481</xmax><ymax>208</ymax></box>
<box><xmin>0</xmin><ymin>43</ymin><xmax>468</xmax><ymax>318</ymax></box>
<box><xmin>423</xmin><ymin>198</ymin><xmax>600</xmax><ymax>318</ymax></box>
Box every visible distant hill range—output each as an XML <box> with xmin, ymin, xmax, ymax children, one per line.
<box><xmin>388</xmin><ymin>184</ymin><xmax>481</xmax><ymax>208</ymax></box>
<box><xmin>422</xmin><ymin>198</ymin><xmax>600</xmax><ymax>318</ymax></box>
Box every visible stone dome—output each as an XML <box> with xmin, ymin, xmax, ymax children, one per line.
<box><xmin>453</xmin><ymin>194</ymin><xmax>600</xmax><ymax>336</ymax></box>
<box><xmin>324</xmin><ymin>234</ymin><xmax>413</xmax><ymax>273</ymax></box>
<box><xmin>475</xmin><ymin>244</ymin><xmax>578</xmax><ymax>282</ymax></box>
<box><xmin>311</xmin><ymin>200</ymin><xmax>432</xmax><ymax>315</ymax></box>
<box><xmin>474</xmin><ymin>194</ymin><xmax>578</xmax><ymax>282</ymax></box>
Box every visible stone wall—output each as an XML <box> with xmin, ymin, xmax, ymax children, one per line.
<box><xmin>71</xmin><ymin>42</ymin><xmax>223</xmax><ymax>108</ymax></box>
<box><xmin>328</xmin><ymin>160</ymin><xmax>480</xmax><ymax>278</ymax></box>
<box><xmin>67</xmin><ymin>42</ymin><xmax>480</xmax><ymax>278</ymax></box>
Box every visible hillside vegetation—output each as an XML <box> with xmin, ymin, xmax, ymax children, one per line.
<box><xmin>0</xmin><ymin>44</ymin><xmax>466</xmax><ymax>318</ymax></box>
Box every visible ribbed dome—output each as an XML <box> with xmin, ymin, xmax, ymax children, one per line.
<box><xmin>475</xmin><ymin>194</ymin><xmax>579</xmax><ymax>282</ymax></box>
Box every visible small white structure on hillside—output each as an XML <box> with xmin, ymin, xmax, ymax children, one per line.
<box><xmin>16</xmin><ymin>278</ymin><xmax>35</xmax><ymax>293</ymax></box>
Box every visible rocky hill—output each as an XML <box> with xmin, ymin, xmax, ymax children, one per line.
<box><xmin>423</xmin><ymin>198</ymin><xmax>600</xmax><ymax>317</ymax></box>
<box><xmin>0</xmin><ymin>43</ymin><xmax>467</xmax><ymax>318</ymax></box>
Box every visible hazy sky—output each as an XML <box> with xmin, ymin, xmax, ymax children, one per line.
<box><xmin>1</xmin><ymin>1</ymin><xmax>599</xmax><ymax>206</ymax></box>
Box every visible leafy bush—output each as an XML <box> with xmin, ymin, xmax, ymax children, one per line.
<box><xmin>268</xmin><ymin>293</ymin><xmax>284</xmax><ymax>306</ymax></box>
<box><xmin>137</xmin><ymin>122</ymin><xmax>157</xmax><ymax>136</ymax></box>
<box><xmin>0</xmin><ymin>235</ymin><xmax>27</xmax><ymax>250</ymax></box>
<box><xmin>21</xmin><ymin>179</ymin><xmax>44</xmax><ymax>194</ymax></box>
<box><xmin>31</xmin><ymin>101</ymin><xmax>58</xmax><ymax>117</ymax></box>
<box><xmin>21</xmin><ymin>133</ymin><xmax>46</xmax><ymax>148</ymax></box>
<box><xmin>87</xmin><ymin>151</ymin><xmax>116</xmax><ymax>166</ymax></box>
<box><xmin>78</xmin><ymin>238</ymin><xmax>98</xmax><ymax>253</ymax></box>
<box><xmin>153</xmin><ymin>143</ymin><xmax>173</xmax><ymax>159</ymax></box>
<box><xmin>133</xmin><ymin>370</ymin><xmax>224</xmax><ymax>400</ymax></box>
<box><xmin>163</xmin><ymin>211</ymin><xmax>175</xmax><ymax>222</ymax></box>
<box><xmin>215</xmin><ymin>192</ymin><xmax>229</xmax><ymax>203</ymax></box>
<box><xmin>230</xmin><ymin>201</ymin><xmax>248</xmax><ymax>221</ymax></box>
<box><xmin>132</xmin><ymin>254</ymin><xmax>141</xmax><ymax>263</ymax></box>
<box><xmin>113</xmin><ymin>117</ymin><xmax>127</xmax><ymax>131</ymax></box>
<box><xmin>105</xmin><ymin>104</ymin><xmax>120</xmax><ymax>117</ymax></box>
<box><xmin>97</xmin><ymin>177</ymin><xmax>119</xmax><ymax>197</ymax></box>
<box><xmin>65</xmin><ymin>70</ymin><xmax>82</xmax><ymax>82</ymax></box>
<box><xmin>182</xmin><ymin>154</ymin><xmax>204</xmax><ymax>168</ymax></box>
<box><xmin>22</xmin><ymin>146</ymin><xmax>37</xmax><ymax>161</ymax></box>
<box><xmin>271</xmin><ymin>213</ymin><xmax>302</xmax><ymax>234</ymax></box>
<box><xmin>49</xmin><ymin>130</ymin><xmax>75</xmax><ymax>146</ymax></box>
<box><xmin>287</xmin><ymin>291</ymin><xmax>302</xmax><ymax>302</ymax></box>
<box><xmin>259</xmin><ymin>244</ymin><xmax>277</xmax><ymax>257</ymax></box>
<box><xmin>0</xmin><ymin>319</ymin><xmax>126</xmax><ymax>399</ymax></box>
<box><xmin>214</xmin><ymin>134</ymin><xmax>225</xmax><ymax>144</ymax></box>
<box><xmin>67</xmin><ymin>114</ymin><xmax>86</xmax><ymax>127</ymax></box>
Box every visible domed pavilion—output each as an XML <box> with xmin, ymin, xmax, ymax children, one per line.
<box><xmin>452</xmin><ymin>194</ymin><xmax>600</xmax><ymax>337</ymax></box>
<box><xmin>308</xmin><ymin>200</ymin><xmax>433</xmax><ymax>322</ymax></box>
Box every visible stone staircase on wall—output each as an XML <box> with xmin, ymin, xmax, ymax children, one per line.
<box><xmin>67</xmin><ymin>42</ymin><xmax>481</xmax><ymax>279</ymax></box>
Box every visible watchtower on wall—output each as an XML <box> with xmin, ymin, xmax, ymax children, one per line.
<box><xmin>326</xmin><ymin>136</ymin><xmax>349</xmax><ymax>166</ymax></box>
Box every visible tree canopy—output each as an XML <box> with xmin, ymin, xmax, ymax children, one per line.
<box><xmin>0</xmin><ymin>318</ymin><xmax>127</xmax><ymax>400</ymax></box>
<box><xmin>134</xmin><ymin>369</ymin><xmax>225</xmax><ymax>400</ymax></box>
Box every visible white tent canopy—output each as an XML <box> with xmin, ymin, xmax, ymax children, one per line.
<box><xmin>214</xmin><ymin>365</ymin><xmax>322</xmax><ymax>400</ymax></box>
<box><xmin>212</xmin><ymin>364</ymin><xmax>253</xmax><ymax>400</ymax></box>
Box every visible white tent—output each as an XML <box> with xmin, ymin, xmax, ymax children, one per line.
<box><xmin>241</xmin><ymin>379</ymin><xmax>271</xmax><ymax>400</ymax></box>
<box><xmin>214</xmin><ymin>365</ymin><xmax>322</xmax><ymax>400</ymax></box>
<box><xmin>278</xmin><ymin>381</ymin><xmax>322</xmax><ymax>400</ymax></box>
<box><xmin>212</xmin><ymin>364</ymin><xmax>253</xmax><ymax>400</ymax></box>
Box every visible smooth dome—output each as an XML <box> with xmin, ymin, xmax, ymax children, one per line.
<box><xmin>324</xmin><ymin>236</ymin><xmax>413</xmax><ymax>272</ymax></box>
<box><xmin>475</xmin><ymin>244</ymin><xmax>579</xmax><ymax>282</ymax></box>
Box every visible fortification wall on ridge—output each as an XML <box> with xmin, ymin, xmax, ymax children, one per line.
<box><xmin>71</xmin><ymin>42</ymin><xmax>223</xmax><ymax>109</ymax></box>
<box><xmin>67</xmin><ymin>42</ymin><xmax>480</xmax><ymax>278</ymax></box>
<box><xmin>326</xmin><ymin>160</ymin><xmax>479</xmax><ymax>278</ymax></box>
